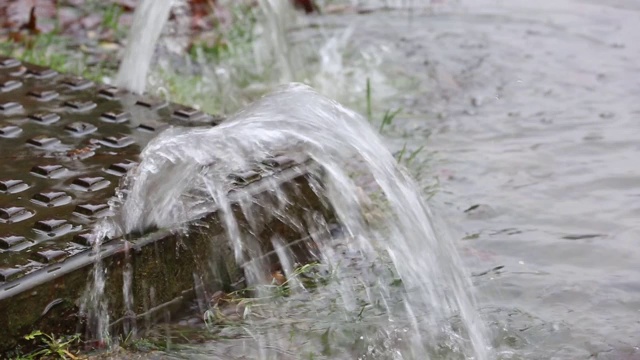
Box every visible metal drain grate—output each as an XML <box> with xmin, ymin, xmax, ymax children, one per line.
<box><xmin>0</xmin><ymin>56</ymin><xmax>221</xmax><ymax>283</ymax></box>
<box><xmin>0</xmin><ymin>56</ymin><xmax>336</xmax><ymax>352</ymax></box>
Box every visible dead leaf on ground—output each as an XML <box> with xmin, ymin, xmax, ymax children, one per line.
<box><xmin>292</xmin><ymin>0</ymin><xmax>318</xmax><ymax>14</ymax></box>
<box><xmin>114</xmin><ymin>0</ymin><xmax>138</xmax><ymax>12</ymax></box>
<box><xmin>1</xmin><ymin>0</ymin><xmax>58</xmax><ymax>33</ymax></box>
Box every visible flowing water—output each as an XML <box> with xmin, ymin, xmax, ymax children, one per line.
<box><xmin>94</xmin><ymin>0</ymin><xmax>640</xmax><ymax>358</ymax></box>
<box><xmin>115</xmin><ymin>0</ymin><xmax>173</xmax><ymax>94</ymax></box>
<box><xmin>90</xmin><ymin>82</ymin><xmax>491</xmax><ymax>359</ymax></box>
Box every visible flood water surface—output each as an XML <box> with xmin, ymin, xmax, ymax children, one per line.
<box><xmin>355</xmin><ymin>0</ymin><xmax>640</xmax><ymax>358</ymax></box>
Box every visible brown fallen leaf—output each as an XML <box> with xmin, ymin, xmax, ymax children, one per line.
<box><xmin>2</xmin><ymin>0</ymin><xmax>58</xmax><ymax>33</ymax></box>
<box><xmin>66</xmin><ymin>146</ymin><xmax>95</xmax><ymax>160</ymax></box>
<box><xmin>114</xmin><ymin>0</ymin><xmax>138</xmax><ymax>12</ymax></box>
<box><xmin>187</xmin><ymin>0</ymin><xmax>217</xmax><ymax>31</ymax></box>
<box><xmin>25</xmin><ymin>7</ymin><xmax>39</xmax><ymax>34</ymax></box>
<box><xmin>292</xmin><ymin>0</ymin><xmax>319</xmax><ymax>13</ymax></box>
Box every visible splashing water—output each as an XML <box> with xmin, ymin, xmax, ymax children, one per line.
<box><xmin>138</xmin><ymin>0</ymin><xmax>399</xmax><ymax>115</ymax></box>
<box><xmin>93</xmin><ymin>83</ymin><xmax>491</xmax><ymax>359</ymax></box>
<box><xmin>96</xmin><ymin>0</ymin><xmax>491</xmax><ymax>357</ymax></box>
<box><xmin>115</xmin><ymin>0</ymin><xmax>173</xmax><ymax>94</ymax></box>
<box><xmin>80</xmin><ymin>223</ymin><xmax>111</xmax><ymax>345</ymax></box>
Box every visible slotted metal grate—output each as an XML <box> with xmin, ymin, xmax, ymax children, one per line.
<box><xmin>0</xmin><ymin>55</ymin><xmax>222</xmax><ymax>283</ymax></box>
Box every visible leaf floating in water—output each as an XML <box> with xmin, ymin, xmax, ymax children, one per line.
<box><xmin>464</xmin><ymin>204</ymin><xmax>480</xmax><ymax>213</ymax></box>
<box><xmin>561</xmin><ymin>234</ymin><xmax>603</xmax><ymax>240</ymax></box>
<box><xmin>390</xmin><ymin>278</ymin><xmax>403</xmax><ymax>287</ymax></box>
<box><xmin>463</xmin><ymin>233</ymin><xmax>480</xmax><ymax>240</ymax></box>
<box><xmin>490</xmin><ymin>228</ymin><xmax>524</xmax><ymax>236</ymax></box>
<box><xmin>355</xmin><ymin>304</ymin><xmax>367</xmax><ymax>321</ymax></box>
<box><xmin>472</xmin><ymin>265</ymin><xmax>505</xmax><ymax>277</ymax></box>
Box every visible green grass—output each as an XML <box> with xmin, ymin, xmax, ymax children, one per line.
<box><xmin>10</xmin><ymin>330</ymin><xmax>81</xmax><ymax>360</ymax></box>
<box><xmin>0</xmin><ymin>0</ymin><xmax>128</xmax><ymax>82</ymax></box>
<box><xmin>379</xmin><ymin>107</ymin><xmax>402</xmax><ymax>133</ymax></box>
<box><xmin>361</xmin><ymin>78</ymin><xmax>438</xmax><ymax>196</ymax></box>
<box><xmin>364</xmin><ymin>78</ymin><xmax>403</xmax><ymax>134</ymax></box>
<box><xmin>102</xmin><ymin>4</ymin><xmax>124</xmax><ymax>34</ymax></box>
<box><xmin>188</xmin><ymin>2</ymin><xmax>258</xmax><ymax>63</ymax></box>
<box><xmin>0</xmin><ymin>30</ymin><xmax>118</xmax><ymax>84</ymax></box>
<box><xmin>395</xmin><ymin>144</ymin><xmax>424</xmax><ymax>165</ymax></box>
<box><xmin>0</xmin><ymin>0</ymin><xmax>265</xmax><ymax>116</ymax></box>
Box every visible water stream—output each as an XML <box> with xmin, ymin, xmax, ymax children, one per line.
<box><xmin>115</xmin><ymin>0</ymin><xmax>173</xmax><ymax>94</ymax></box>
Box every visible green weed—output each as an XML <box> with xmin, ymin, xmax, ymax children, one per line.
<box><xmin>13</xmin><ymin>330</ymin><xmax>81</xmax><ymax>360</ymax></box>
<box><xmin>379</xmin><ymin>107</ymin><xmax>401</xmax><ymax>133</ymax></box>
<box><xmin>188</xmin><ymin>2</ymin><xmax>258</xmax><ymax>63</ymax></box>
<box><xmin>102</xmin><ymin>4</ymin><xmax>124</xmax><ymax>33</ymax></box>
<box><xmin>364</xmin><ymin>78</ymin><xmax>403</xmax><ymax>133</ymax></box>
<box><xmin>395</xmin><ymin>143</ymin><xmax>424</xmax><ymax>166</ymax></box>
<box><xmin>366</xmin><ymin>77</ymin><xmax>372</xmax><ymax>121</ymax></box>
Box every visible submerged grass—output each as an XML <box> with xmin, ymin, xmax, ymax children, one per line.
<box><xmin>203</xmin><ymin>262</ymin><xmax>333</xmax><ymax>330</ymax></box>
<box><xmin>364</xmin><ymin>78</ymin><xmax>403</xmax><ymax>134</ymax></box>
<box><xmin>379</xmin><ymin>106</ymin><xmax>402</xmax><ymax>133</ymax></box>
<box><xmin>366</xmin><ymin>77</ymin><xmax>373</xmax><ymax>121</ymax></box>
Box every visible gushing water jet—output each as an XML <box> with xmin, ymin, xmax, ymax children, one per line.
<box><xmin>100</xmin><ymin>83</ymin><xmax>492</xmax><ymax>359</ymax></box>
<box><xmin>115</xmin><ymin>0</ymin><xmax>173</xmax><ymax>94</ymax></box>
